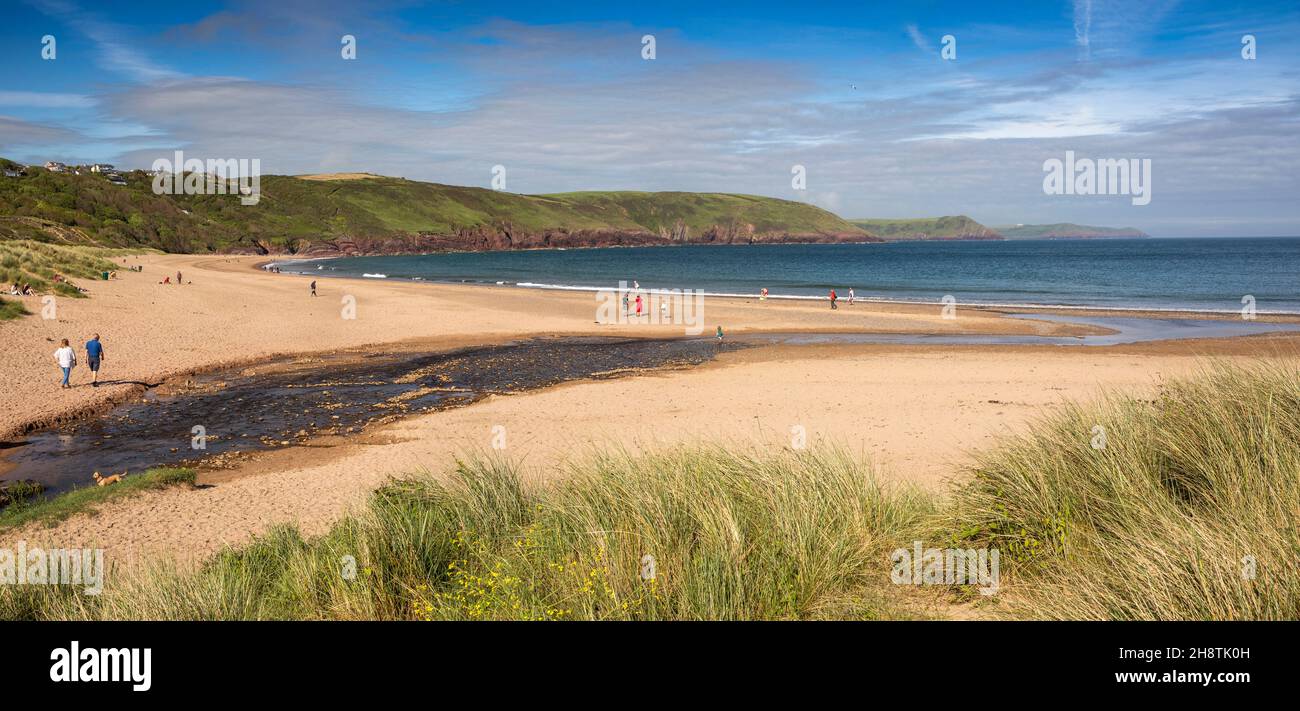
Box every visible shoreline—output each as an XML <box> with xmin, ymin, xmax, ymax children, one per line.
<box><xmin>2</xmin><ymin>251</ymin><xmax>1298</xmax><ymax>442</ymax></box>
<box><xmin>269</xmin><ymin>250</ymin><xmax>1300</xmax><ymax>319</ymax></box>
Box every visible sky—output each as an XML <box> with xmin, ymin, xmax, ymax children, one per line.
<box><xmin>1</xmin><ymin>0</ymin><xmax>1297</xmax><ymax>236</ymax></box>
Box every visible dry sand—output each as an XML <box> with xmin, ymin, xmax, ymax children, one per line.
<box><xmin>2</xmin><ymin>253</ymin><xmax>1298</xmax><ymax>568</ymax></box>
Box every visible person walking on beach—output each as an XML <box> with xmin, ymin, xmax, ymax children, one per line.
<box><xmin>848</xmin><ymin>288</ymin><xmax>855</xmax><ymax>306</ymax></box>
<box><xmin>176</xmin><ymin>270</ymin><xmax>183</xmax><ymax>285</ymax></box>
<box><xmin>635</xmin><ymin>293</ymin><xmax>643</xmax><ymax>319</ymax></box>
<box><xmin>760</xmin><ymin>287</ymin><xmax>768</xmax><ymax>301</ymax></box>
<box><xmin>310</xmin><ymin>280</ymin><xmax>317</xmax><ymax>297</ymax></box>
<box><xmin>54</xmin><ymin>339</ymin><xmax>76</xmax><ymax>388</ymax></box>
<box><xmin>85</xmin><ymin>333</ymin><xmax>105</xmax><ymax>387</ymax></box>
<box><xmin>829</xmin><ymin>289</ymin><xmax>838</xmax><ymax>310</ymax></box>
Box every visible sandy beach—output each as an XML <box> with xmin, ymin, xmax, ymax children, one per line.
<box><xmin>3</xmin><ymin>253</ymin><xmax>1299</xmax><ymax>567</ymax></box>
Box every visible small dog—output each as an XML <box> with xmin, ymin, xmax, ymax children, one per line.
<box><xmin>92</xmin><ymin>471</ymin><xmax>125</xmax><ymax>487</ymax></box>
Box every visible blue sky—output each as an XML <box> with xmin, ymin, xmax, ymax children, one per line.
<box><xmin>1</xmin><ymin>0</ymin><xmax>1298</xmax><ymax>236</ymax></box>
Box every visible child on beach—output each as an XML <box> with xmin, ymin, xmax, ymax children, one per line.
<box><xmin>54</xmin><ymin>339</ymin><xmax>76</xmax><ymax>388</ymax></box>
<box><xmin>848</xmin><ymin>288</ymin><xmax>855</xmax><ymax>305</ymax></box>
<box><xmin>635</xmin><ymin>293</ymin><xmax>643</xmax><ymax>318</ymax></box>
<box><xmin>829</xmin><ymin>289</ymin><xmax>838</xmax><ymax>310</ymax></box>
<box><xmin>310</xmin><ymin>280</ymin><xmax>317</xmax><ymax>297</ymax></box>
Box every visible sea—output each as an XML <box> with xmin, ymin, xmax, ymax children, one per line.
<box><xmin>274</xmin><ymin>237</ymin><xmax>1300</xmax><ymax>314</ymax></box>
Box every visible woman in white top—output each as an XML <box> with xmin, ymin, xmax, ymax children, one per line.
<box><xmin>54</xmin><ymin>338</ymin><xmax>76</xmax><ymax>388</ymax></box>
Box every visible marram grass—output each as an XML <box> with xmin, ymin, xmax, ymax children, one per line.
<box><xmin>945</xmin><ymin>362</ymin><xmax>1300</xmax><ymax>620</ymax></box>
<box><xmin>1</xmin><ymin>446</ymin><xmax>934</xmax><ymax>621</ymax></box>
<box><xmin>0</xmin><ymin>239</ymin><xmax>145</xmax><ymax>298</ymax></box>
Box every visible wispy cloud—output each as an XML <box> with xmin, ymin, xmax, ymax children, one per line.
<box><xmin>30</xmin><ymin>0</ymin><xmax>184</xmax><ymax>82</ymax></box>
<box><xmin>1073</xmin><ymin>0</ymin><xmax>1092</xmax><ymax>59</ymax></box>
<box><xmin>0</xmin><ymin>91</ymin><xmax>94</xmax><ymax>108</ymax></box>
<box><xmin>905</xmin><ymin>23</ymin><xmax>934</xmax><ymax>54</ymax></box>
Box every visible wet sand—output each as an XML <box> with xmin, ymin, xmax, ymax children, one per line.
<box><xmin>2</xmin><ymin>253</ymin><xmax>1299</xmax><ymax>569</ymax></box>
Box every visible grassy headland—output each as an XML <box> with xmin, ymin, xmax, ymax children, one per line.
<box><xmin>0</xmin><ymin>160</ymin><xmax>872</xmax><ymax>255</ymax></box>
<box><xmin>848</xmin><ymin>215</ymin><xmax>1001</xmax><ymax>241</ymax></box>
<box><xmin>994</xmin><ymin>223</ymin><xmax>1149</xmax><ymax>239</ymax></box>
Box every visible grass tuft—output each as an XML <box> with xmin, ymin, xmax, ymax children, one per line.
<box><xmin>0</xmin><ymin>295</ymin><xmax>28</xmax><ymax>320</ymax></box>
<box><xmin>944</xmin><ymin>363</ymin><xmax>1300</xmax><ymax>620</ymax></box>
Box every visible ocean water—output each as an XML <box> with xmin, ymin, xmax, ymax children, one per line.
<box><xmin>280</xmin><ymin>237</ymin><xmax>1300</xmax><ymax>313</ymax></box>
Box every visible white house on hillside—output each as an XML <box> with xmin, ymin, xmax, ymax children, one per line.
<box><xmin>90</xmin><ymin>163</ymin><xmax>115</xmax><ymax>173</ymax></box>
<box><xmin>44</xmin><ymin>161</ymin><xmax>67</xmax><ymax>172</ymax></box>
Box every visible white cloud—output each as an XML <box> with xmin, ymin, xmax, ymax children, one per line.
<box><xmin>0</xmin><ymin>91</ymin><xmax>95</xmax><ymax>109</ymax></box>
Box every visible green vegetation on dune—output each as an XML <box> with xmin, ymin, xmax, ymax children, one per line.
<box><xmin>848</xmin><ymin>215</ymin><xmax>1000</xmax><ymax>240</ymax></box>
<box><xmin>0</xmin><ymin>240</ymin><xmax>147</xmax><ymax>299</ymax></box>
<box><xmin>1</xmin><ymin>448</ymin><xmax>933</xmax><ymax>621</ymax></box>
<box><xmin>4</xmin><ymin>364</ymin><xmax>1296</xmax><ymax>621</ymax></box>
<box><xmin>0</xmin><ymin>160</ymin><xmax>870</xmax><ymax>254</ymax></box>
<box><xmin>0</xmin><ymin>295</ymin><xmax>27</xmax><ymax>320</ymax></box>
<box><xmin>946</xmin><ymin>363</ymin><xmax>1299</xmax><ymax>620</ymax></box>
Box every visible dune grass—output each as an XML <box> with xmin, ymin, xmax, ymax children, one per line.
<box><xmin>0</xmin><ymin>467</ymin><xmax>195</xmax><ymax>533</ymax></box>
<box><xmin>0</xmin><ymin>448</ymin><xmax>934</xmax><ymax>621</ymax></box>
<box><xmin>0</xmin><ymin>240</ymin><xmax>142</xmax><ymax>298</ymax></box>
<box><xmin>0</xmin><ymin>295</ymin><xmax>27</xmax><ymax>320</ymax></box>
<box><xmin>945</xmin><ymin>362</ymin><xmax>1300</xmax><ymax>620</ymax></box>
<box><xmin>2</xmin><ymin>364</ymin><xmax>1295</xmax><ymax>621</ymax></box>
